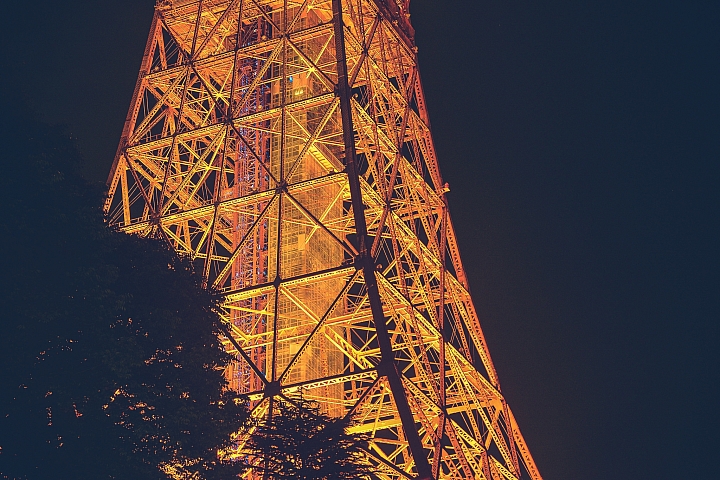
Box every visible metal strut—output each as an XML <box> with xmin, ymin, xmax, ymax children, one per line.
<box><xmin>331</xmin><ymin>1</ymin><xmax>433</xmax><ymax>478</ymax></box>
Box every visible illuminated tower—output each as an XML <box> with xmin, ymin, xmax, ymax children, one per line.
<box><xmin>105</xmin><ymin>1</ymin><xmax>541</xmax><ymax>478</ymax></box>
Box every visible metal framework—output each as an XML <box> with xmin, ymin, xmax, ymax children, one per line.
<box><xmin>105</xmin><ymin>1</ymin><xmax>541</xmax><ymax>478</ymax></box>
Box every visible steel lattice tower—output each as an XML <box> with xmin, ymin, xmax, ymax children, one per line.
<box><xmin>105</xmin><ymin>1</ymin><xmax>541</xmax><ymax>478</ymax></box>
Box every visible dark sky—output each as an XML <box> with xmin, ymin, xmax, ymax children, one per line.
<box><xmin>2</xmin><ymin>1</ymin><xmax>719</xmax><ymax>479</ymax></box>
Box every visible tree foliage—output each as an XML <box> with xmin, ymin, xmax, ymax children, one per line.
<box><xmin>0</xmin><ymin>99</ymin><xmax>376</xmax><ymax>480</ymax></box>
<box><xmin>0</xmin><ymin>101</ymin><xmax>247</xmax><ymax>479</ymax></box>
<box><xmin>242</xmin><ymin>396</ymin><xmax>373</xmax><ymax>480</ymax></box>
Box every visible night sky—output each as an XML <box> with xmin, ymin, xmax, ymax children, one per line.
<box><xmin>2</xmin><ymin>1</ymin><xmax>718</xmax><ymax>479</ymax></box>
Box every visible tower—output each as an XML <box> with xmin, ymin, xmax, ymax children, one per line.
<box><xmin>104</xmin><ymin>0</ymin><xmax>541</xmax><ymax>478</ymax></box>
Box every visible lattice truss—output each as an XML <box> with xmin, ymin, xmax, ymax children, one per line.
<box><xmin>105</xmin><ymin>0</ymin><xmax>541</xmax><ymax>478</ymax></box>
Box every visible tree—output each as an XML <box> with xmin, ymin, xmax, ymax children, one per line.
<box><xmin>242</xmin><ymin>396</ymin><xmax>373</xmax><ymax>480</ymax></box>
<box><xmin>0</xmin><ymin>100</ymin><xmax>247</xmax><ymax>479</ymax></box>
